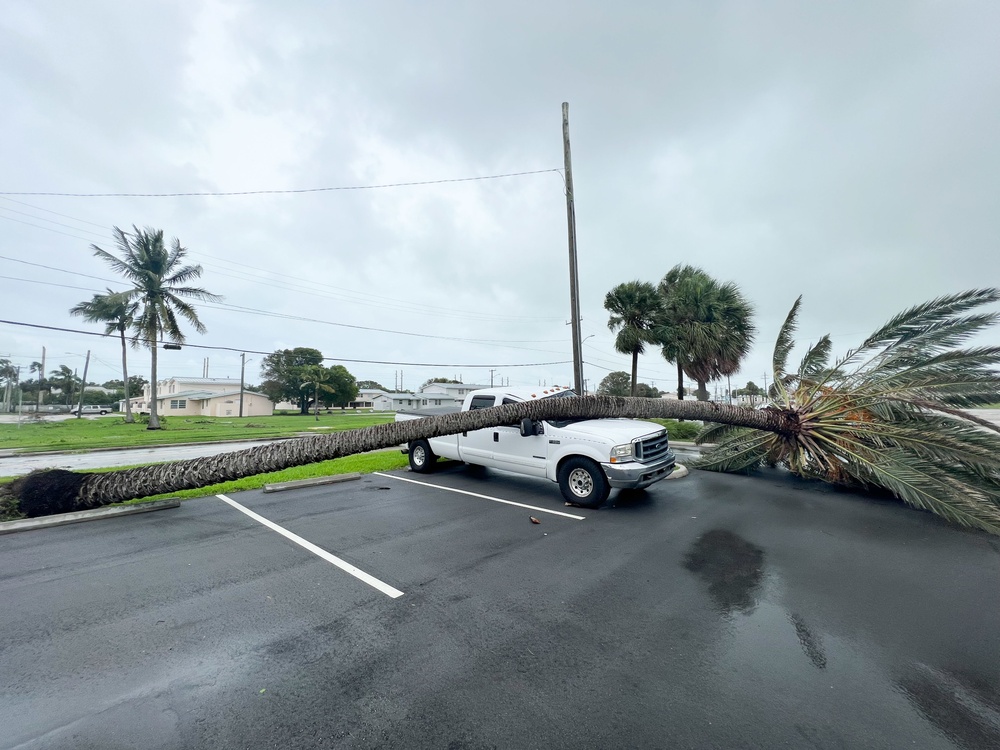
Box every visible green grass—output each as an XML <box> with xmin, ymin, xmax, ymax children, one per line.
<box><xmin>0</xmin><ymin>412</ymin><xmax>395</xmax><ymax>453</ymax></box>
<box><xmin>0</xmin><ymin>450</ymin><xmax>411</xmax><ymax>521</ymax></box>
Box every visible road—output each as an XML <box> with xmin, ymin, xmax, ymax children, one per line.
<box><xmin>0</xmin><ymin>438</ymin><xmax>295</xmax><ymax>476</ymax></box>
<box><xmin>1</xmin><ymin>464</ymin><xmax>998</xmax><ymax>748</ymax></box>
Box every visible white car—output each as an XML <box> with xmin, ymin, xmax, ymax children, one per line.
<box><xmin>71</xmin><ymin>405</ymin><xmax>113</xmax><ymax>415</ymax></box>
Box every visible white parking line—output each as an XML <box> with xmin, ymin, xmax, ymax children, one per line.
<box><xmin>216</xmin><ymin>494</ymin><xmax>404</xmax><ymax>599</ymax></box>
<box><xmin>373</xmin><ymin>473</ymin><xmax>587</xmax><ymax>520</ymax></box>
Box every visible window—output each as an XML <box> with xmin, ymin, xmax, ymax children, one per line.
<box><xmin>469</xmin><ymin>395</ymin><xmax>496</xmax><ymax>410</ymax></box>
<box><xmin>170</xmin><ymin>399</ymin><xmax>187</xmax><ymax>409</ymax></box>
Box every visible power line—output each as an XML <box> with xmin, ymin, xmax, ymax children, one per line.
<box><xmin>0</xmin><ymin>169</ymin><xmax>563</xmax><ymax>198</ymax></box>
<box><xmin>0</xmin><ymin>319</ymin><xmax>572</xmax><ymax>369</ymax></box>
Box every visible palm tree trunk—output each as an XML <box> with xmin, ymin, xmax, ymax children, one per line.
<box><xmin>314</xmin><ymin>384</ymin><xmax>320</xmax><ymax>421</ymax></box>
<box><xmin>120</xmin><ymin>328</ymin><xmax>134</xmax><ymax>424</ymax></box>
<box><xmin>148</xmin><ymin>340</ymin><xmax>160</xmax><ymax>430</ymax></box>
<box><xmin>696</xmin><ymin>379</ymin><xmax>710</xmax><ymax>401</ymax></box>
<box><xmin>6</xmin><ymin>397</ymin><xmax>791</xmax><ymax>516</ymax></box>
<box><xmin>630</xmin><ymin>351</ymin><xmax>639</xmax><ymax>397</ymax></box>
<box><xmin>676</xmin><ymin>361</ymin><xmax>685</xmax><ymax>400</ymax></box>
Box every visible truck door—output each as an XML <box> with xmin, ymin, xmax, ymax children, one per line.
<box><xmin>458</xmin><ymin>394</ymin><xmax>497</xmax><ymax>464</ymax></box>
<box><xmin>490</xmin><ymin>398</ymin><xmax>548</xmax><ymax>477</ymax></box>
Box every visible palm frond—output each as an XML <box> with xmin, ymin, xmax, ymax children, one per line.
<box><xmin>771</xmin><ymin>295</ymin><xmax>802</xmax><ymax>394</ymax></box>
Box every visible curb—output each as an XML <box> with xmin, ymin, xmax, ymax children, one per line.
<box><xmin>665</xmin><ymin>464</ymin><xmax>690</xmax><ymax>480</ymax></box>
<box><xmin>0</xmin><ymin>499</ymin><xmax>181</xmax><ymax>535</ymax></box>
<box><xmin>263</xmin><ymin>473</ymin><xmax>362</xmax><ymax>493</ymax></box>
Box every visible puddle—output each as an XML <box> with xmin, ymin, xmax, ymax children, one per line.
<box><xmin>682</xmin><ymin>529</ymin><xmax>765</xmax><ymax>615</ymax></box>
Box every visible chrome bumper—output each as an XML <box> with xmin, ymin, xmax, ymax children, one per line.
<box><xmin>601</xmin><ymin>451</ymin><xmax>676</xmax><ymax>489</ymax></box>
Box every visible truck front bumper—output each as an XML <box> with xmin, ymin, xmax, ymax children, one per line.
<box><xmin>601</xmin><ymin>451</ymin><xmax>677</xmax><ymax>490</ymax></box>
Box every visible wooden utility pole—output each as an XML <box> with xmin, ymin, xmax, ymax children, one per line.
<box><xmin>239</xmin><ymin>352</ymin><xmax>246</xmax><ymax>418</ymax></box>
<box><xmin>562</xmin><ymin>102</ymin><xmax>584</xmax><ymax>395</ymax></box>
<box><xmin>75</xmin><ymin>350</ymin><xmax>91</xmax><ymax>417</ymax></box>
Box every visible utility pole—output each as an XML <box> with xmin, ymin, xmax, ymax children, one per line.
<box><xmin>489</xmin><ymin>369</ymin><xmax>497</xmax><ymax>387</ymax></box>
<box><xmin>562</xmin><ymin>102</ymin><xmax>584</xmax><ymax>395</ymax></box>
<box><xmin>75</xmin><ymin>350</ymin><xmax>91</xmax><ymax>417</ymax></box>
<box><xmin>239</xmin><ymin>353</ymin><xmax>246</xmax><ymax>418</ymax></box>
<box><xmin>38</xmin><ymin>345</ymin><xmax>45</xmax><ymax>410</ymax></box>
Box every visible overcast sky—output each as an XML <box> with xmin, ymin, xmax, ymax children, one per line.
<box><xmin>2</xmin><ymin>1</ymin><xmax>998</xmax><ymax>397</ymax></box>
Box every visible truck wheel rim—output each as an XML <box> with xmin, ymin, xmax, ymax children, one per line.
<box><xmin>413</xmin><ymin>445</ymin><xmax>426</xmax><ymax>465</ymax></box>
<box><xmin>568</xmin><ymin>468</ymin><xmax>593</xmax><ymax>497</ymax></box>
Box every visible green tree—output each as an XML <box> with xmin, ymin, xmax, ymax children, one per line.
<box><xmin>357</xmin><ymin>380</ymin><xmax>388</xmax><ymax>391</ymax></box>
<box><xmin>259</xmin><ymin>348</ymin><xmax>325</xmax><ymax>414</ymax></box>
<box><xmin>634</xmin><ymin>382</ymin><xmax>662</xmax><ymax>399</ymax></box>
<box><xmin>0</xmin><ymin>359</ymin><xmax>18</xmax><ymax>412</ymax></box>
<box><xmin>91</xmin><ymin>226</ymin><xmax>220</xmax><ymax>430</ymax></box>
<box><xmin>70</xmin><ymin>289</ymin><xmax>139</xmax><ymax>423</ymax></box>
<box><xmin>300</xmin><ymin>365</ymin><xmax>336</xmax><ymax>421</ymax></box>
<box><xmin>48</xmin><ymin>365</ymin><xmax>78</xmax><ymax>405</ymax></box>
<box><xmin>604</xmin><ymin>281</ymin><xmax>664</xmax><ymax>396</ymax></box>
<box><xmin>420</xmin><ymin>377</ymin><xmax>461</xmax><ymax>390</ymax></box>
<box><xmin>657</xmin><ymin>265</ymin><xmax>756</xmax><ymax>401</ymax></box>
<box><xmin>7</xmin><ymin>289</ymin><xmax>1000</xmax><ymax>536</ymax></box>
<box><xmin>596</xmin><ymin>371</ymin><xmax>632</xmax><ymax>397</ymax></box>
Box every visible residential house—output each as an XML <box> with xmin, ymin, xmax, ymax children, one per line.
<box><xmin>121</xmin><ymin>376</ymin><xmax>274</xmax><ymax>417</ymax></box>
<box><xmin>418</xmin><ymin>382</ymin><xmax>490</xmax><ymax>400</ymax></box>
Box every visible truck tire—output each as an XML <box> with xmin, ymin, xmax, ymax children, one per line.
<box><xmin>558</xmin><ymin>457</ymin><xmax>611</xmax><ymax>509</ymax></box>
<box><xmin>408</xmin><ymin>439</ymin><xmax>437</xmax><ymax>473</ymax></box>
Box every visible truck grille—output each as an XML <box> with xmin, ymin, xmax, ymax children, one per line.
<box><xmin>635</xmin><ymin>432</ymin><xmax>671</xmax><ymax>463</ymax></box>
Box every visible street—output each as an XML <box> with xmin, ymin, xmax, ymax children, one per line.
<box><xmin>1</xmin><ymin>463</ymin><xmax>998</xmax><ymax>748</ymax></box>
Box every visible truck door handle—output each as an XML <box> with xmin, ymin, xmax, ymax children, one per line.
<box><xmin>493</xmin><ymin>432</ymin><xmax>499</xmax><ymax>442</ymax></box>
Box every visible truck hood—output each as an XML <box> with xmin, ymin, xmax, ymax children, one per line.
<box><xmin>553</xmin><ymin>419</ymin><xmax>665</xmax><ymax>444</ymax></box>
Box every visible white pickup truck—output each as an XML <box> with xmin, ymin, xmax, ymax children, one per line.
<box><xmin>397</xmin><ymin>386</ymin><xmax>676</xmax><ymax>508</ymax></box>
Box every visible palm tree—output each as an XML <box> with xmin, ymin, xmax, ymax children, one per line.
<box><xmin>91</xmin><ymin>226</ymin><xmax>221</xmax><ymax>430</ymax></box>
<box><xmin>300</xmin><ymin>365</ymin><xmax>337</xmax><ymax>421</ymax></box>
<box><xmin>657</xmin><ymin>265</ymin><xmax>756</xmax><ymax>401</ymax></box>
<box><xmin>0</xmin><ymin>359</ymin><xmax>17</xmax><ymax>412</ymax></box>
<box><xmin>4</xmin><ymin>289</ymin><xmax>999</xmax><ymax>536</ymax></box>
<box><xmin>604</xmin><ymin>281</ymin><xmax>663</xmax><ymax>396</ymax></box>
<box><xmin>48</xmin><ymin>365</ymin><xmax>78</xmax><ymax>406</ymax></box>
<box><xmin>70</xmin><ymin>290</ymin><xmax>139</xmax><ymax>423</ymax></box>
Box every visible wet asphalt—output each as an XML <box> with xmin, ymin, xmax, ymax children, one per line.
<box><xmin>1</xmin><ymin>464</ymin><xmax>998</xmax><ymax>749</ymax></box>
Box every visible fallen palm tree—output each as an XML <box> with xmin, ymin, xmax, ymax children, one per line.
<box><xmin>3</xmin><ymin>290</ymin><xmax>999</xmax><ymax>534</ymax></box>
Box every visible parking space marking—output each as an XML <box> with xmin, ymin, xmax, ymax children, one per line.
<box><xmin>373</xmin><ymin>473</ymin><xmax>587</xmax><ymax>520</ymax></box>
<box><xmin>216</xmin><ymin>494</ymin><xmax>404</xmax><ymax>599</ymax></box>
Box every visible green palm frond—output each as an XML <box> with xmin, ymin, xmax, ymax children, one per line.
<box><xmin>696</xmin><ymin>288</ymin><xmax>1000</xmax><ymax>535</ymax></box>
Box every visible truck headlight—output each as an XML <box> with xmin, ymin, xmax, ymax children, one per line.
<box><xmin>610</xmin><ymin>443</ymin><xmax>634</xmax><ymax>463</ymax></box>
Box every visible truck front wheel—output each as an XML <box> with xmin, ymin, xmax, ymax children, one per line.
<box><xmin>408</xmin><ymin>439</ymin><xmax>437</xmax><ymax>473</ymax></box>
<box><xmin>558</xmin><ymin>457</ymin><xmax>611</xmax><ymax>508</ymax></box>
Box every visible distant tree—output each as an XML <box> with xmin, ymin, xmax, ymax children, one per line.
<box><xmin>656</xmin><ymin>265</ymin><xmax>756</xmax><ymax>401</ymax></box>
<box><xmin>420</xmin><ymin>377</ymin><xmax>462</xmax><ymax>390</ymax></box>
<box><xmin>91</xmin><ymin>226</ymin><xmax>220</xmax><ymax>429</ymax></box>
<box><xmin>49</xmin><ymin>365</ymin><xmax>79</xmax><ymax>405</ymax></box>
<box><xmin>70</xmin><ymin>289</ymin><xmax>139</xmax><ymax>422</ymax></box>
<box><xmin>596</xmin><ymin>371</ymin><xmax>632</xmax><ymax>397</ymax></box>
<box><xmin>325</xmin><ymin>365</ymin><xmax>358</xmax><ymax>409</ymax></box>
<box><xmin>634</xmin><ymin>382</ymin><xmax>662</xmax><ymax>398</ymax></box>
<box><xmin>605</xmin><ymin>281</ymin><xmax>664</xmax><ymax>396</ymax></box>
<box><xmin>260</xmin><ymin>348</ymin><xmax>325</xmax><ymax>414</ymax></box>
<box><xmin>357</xmin><ymin>380</ymin><xmax>388</xmax><ymax>391</ymax></box>
<box><xmin>300</xmin><ymin>366</ymin><xmax>337</xmax><ymax>421</ymax></box>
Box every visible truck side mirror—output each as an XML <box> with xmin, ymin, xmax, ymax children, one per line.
<box><xmin>519</xmin><ymin>418</ymin><xmax>536</xmax><ymax>437</ymax></box>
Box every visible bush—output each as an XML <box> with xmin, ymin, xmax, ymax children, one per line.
<box><xmin>650</xmin><ymin>419</ymin><xmax>703</xmax><ymax>441</ymax></box>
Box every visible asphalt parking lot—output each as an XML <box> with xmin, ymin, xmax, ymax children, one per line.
<box><xmin>2</xmin><ymin>463</ymin><xmax>999</xmax><ymax>749</ymax></box>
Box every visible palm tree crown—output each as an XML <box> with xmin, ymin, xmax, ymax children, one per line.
<box><xmin>91</xmin><ymin>226</ymin><xmax>221</xmax><ymax>429</ymax></box>
<box><xmin>605</xmin><ymin>281</ymin><xmax>663</xmax><ymax>396</ymax></box>
<box><xmin>70</xmin><ymin>289</ymin><xmax>139</xmax><ymax>423</ymax></box>
<box><xmin>657</xmin><ymin>265</ymin><xmax>756</xmax><ymax>401</ymax></box>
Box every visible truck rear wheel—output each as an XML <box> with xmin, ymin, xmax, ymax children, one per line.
<box><xmin>408</xmin><ymin>439</ymin><xmax>437</xmax><ymax>473</ymax></box>
<box><xmin>558</xmin><ymin>457</ymin><xmax>611</xmax><ymax>508</ymax></box>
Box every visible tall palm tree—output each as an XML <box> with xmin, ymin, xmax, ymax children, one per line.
<box><xmin>657</xmin><ymin>265</ymin><xmax>756</xmax><ymax>401</ymax></box>
<box><xmin>5</xmin><ymin>289</ymin><xmax>1000</xmax><ymax>535</ymax></box>
<box><xmin>604</xmin><ymin>281</ymin><xmax>663</xmax><ymax>396</ymax></box>
<box><xmin>91</xmin><ymin>226</ymin><xmax>221</xmax><ymax>430</ymax></box>
<box><xmin>70</xmin><ymin>290</ymin><xmax>139</xmax><ymax>423</ymax></box>
<box><xmin>0</xmin><ymin>359</ymin><xmax>17</xmax><ymax>412</ymax></box>
<box><xmin>300</xmin><ymin>365</ymin><xmax>337</xmax><ymax>421</ymax></box>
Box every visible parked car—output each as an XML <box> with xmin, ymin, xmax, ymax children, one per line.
<box><xmin>70</xmin><ymin>405</ymin><xmax>113</xmax><ymax>415</ymax></box>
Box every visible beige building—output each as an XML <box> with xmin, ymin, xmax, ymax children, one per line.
<box><xmin>121</xmin><ymin>377</ymin><xmax>274</xmax><ymax>418</ymax></box>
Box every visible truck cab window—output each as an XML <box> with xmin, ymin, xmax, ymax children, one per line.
<box><xmin>468</xmin><ymin>395</ymin><xmax>496</xmax><ymax>410</ymax></box>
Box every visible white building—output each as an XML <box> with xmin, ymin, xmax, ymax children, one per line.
<box><xmin>121</xmin><ymin>377</ymin><xmax>274</xmax><ymax>417</ymax></box>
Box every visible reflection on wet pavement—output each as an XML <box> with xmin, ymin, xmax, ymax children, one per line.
<box><xmin>683</xmin><ymin>529</ymin><xmax>764</xmax><ymax>615</ymax></box>
<box><xmin>789</xmin><ymin>613</ymin><xmax>827</xmax><ymax>670</ymax></box>
<box><xmin>896</xmin><ymin>664</ymin><xmax>1000</xmax><ymax>749</ymax></box>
